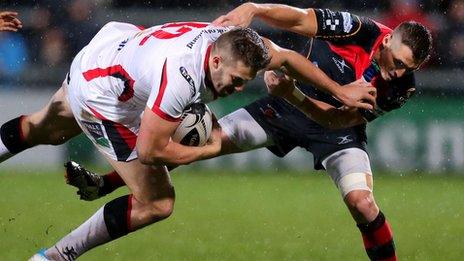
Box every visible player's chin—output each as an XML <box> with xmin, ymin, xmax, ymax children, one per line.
<box><xmin>380</xmin><ymin>71</ymin><xmax>392</xmax><ymax>81</ymax></box>
<box><xmin>219</xmin><ymin>88</ymin><xmax>235</xmax><ymax>97</ymax></box>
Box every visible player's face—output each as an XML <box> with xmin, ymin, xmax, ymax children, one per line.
<box><xmin>378</xmin><ymin>34</ymin><xmax>419</xmax><ymax>81</ymax></box>
<box><xmin>210</xmin><ymin>57</ymin><xmax>256</xmax><ymax>97</ymax></box>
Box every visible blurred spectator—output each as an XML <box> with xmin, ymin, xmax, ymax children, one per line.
<box><xmin>62</xmin><ymin>0</ymin><xmax>99</xmax><ymax>56</ymax></box>
<box><xmin>381</xmin><ymin>0</ymin><xmax>437</xmax><ymax>30</ymax></box>
<box><xmin>24</xmin><ymin>6</ymin><xmax>53</xmax><ymax>63</ymax></box>
<box><xmin>40</xmin><ymin>28</ymin><xmax>68</xmax><ymax>66</ymax></box>
<box><xmin>342</xmin><ymin>0</ymin><xmax>390</xmax><ymax>12</ymax></box>
<box><xmin>0</xmin><ymin>32</ymin><xmax>27</xmax><ymax>78</ymax></box>
<box><xmin>439</xmin><ymin>0</ymin><xmax>464</xmax><ymax>68</ymax></box>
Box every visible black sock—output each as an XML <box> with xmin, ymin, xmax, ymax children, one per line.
<box><xmin>103</xmin><ymin>194</ymin><xmax>132</xmax><ymax>239</ymax></box>
<box><xmin>0</xmin><ymin>116</ymin><xmax>31</xmax><ymax>154</ymax></box>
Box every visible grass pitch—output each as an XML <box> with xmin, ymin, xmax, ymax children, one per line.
<box><xmin>1</xmin><ymin>169</ymin><xmax>463</xmax><ymax>260</ymax></box>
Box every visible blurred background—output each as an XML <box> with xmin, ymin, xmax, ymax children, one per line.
<box><xmin>0</xmin><ymin>0</ymin><xmax>463</xmax><ymax>173</ymax></box>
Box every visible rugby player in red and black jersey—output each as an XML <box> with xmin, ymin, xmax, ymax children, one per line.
<box><xmin>63</xmin><ymin>3</ymin><xmax>432</xmax><ymax>260</ymax></box>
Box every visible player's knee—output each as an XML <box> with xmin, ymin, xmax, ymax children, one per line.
<box><xmin>344</xmin><ymin>190</ymin><xmax>379</xmax><ymax>220</ymax></box>
<box><xmin>148</xmin><ymin>197</ymin><xmax>175</xmax><ymax>220</ymax></box>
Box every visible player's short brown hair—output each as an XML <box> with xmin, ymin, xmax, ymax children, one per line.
<box><xmin>394</xmin><ymin>21</ymin><xmax>433</xmax><ymax>64</ymax></box>
<box><xmin>215</xmin><ymin>27</ymin><xmax>271</xmax><ymax>72</ymax></box>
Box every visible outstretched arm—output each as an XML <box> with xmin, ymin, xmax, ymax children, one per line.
<box><xmin>213</xmin><ymin>3</ymin><xmax>317</xmax><ymax>37</ymax></box>
<box><xmin>0</xmin><ymin>11</ymin><xmax>22</xmax><ymax>32</ymax></box>
<box><xmin>263</xmin><ymin>37</ymin><xmax>376</xmax><ymax>110</ymax></box>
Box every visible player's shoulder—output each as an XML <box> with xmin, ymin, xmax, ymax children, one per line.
<box><xmin>314</xmin><ymin>9</ymin><xmax>390</xmax><ymax>44</ymax></box>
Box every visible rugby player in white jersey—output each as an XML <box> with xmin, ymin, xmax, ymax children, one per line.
<box><xmin>0</xmin><ymin>20</ymin><xmax>375</xmax><ymax>260</ymax></box>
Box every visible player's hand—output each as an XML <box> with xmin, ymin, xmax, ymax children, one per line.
<box><xmin>212</xmin><ymin>2</ymin><xmax>257</xmax><ymax>27</ymax></box>
<box><xmin>336</xmin><ymin>80</ymin><xmax>377</xmax><ymax>110</ymax></box>
<box><xmin>206</xmin><ymin>125</ymin><xmax>222</xmax><ymax>156</ymax></box>
<box><xmin>0</xmin><ymin>11</ymin><xmax>22</xmax><ymax>32</ymax></box>
<box><xmin>264</xmin><ymin>70</ymin><xmax>294</xmax><ymax>97</ymax></box>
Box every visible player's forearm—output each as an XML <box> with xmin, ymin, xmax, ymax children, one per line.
<box><xmin>138</xmin><ymin>142</ymin><xmax>218</xmax><ymax>166</ymax></box>
<box><xmin>285</xmin><ymin>87</ymin><xmax>366</xmax><ymax>129</ymax></box>
<box><xmin>252</xmin><ymin>3</ymin><xmax>317</xmax><ymax>36</ymax></box>
<box><xmin>281</xmin><ymin>49</ymin><xmax>345</xmax><ymax>100</ymax></box>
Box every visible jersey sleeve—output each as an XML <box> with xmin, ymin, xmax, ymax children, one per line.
<box><xmin>145</xmin><ymin>58</ymin><xmax>196</xmax><ymax>122</ymax></box>
<box><xmin>313</xmin><ymin>9</ymin><xmax>381</xmax><ymax>48</ymax></box>
<box><xmin>359</xmin><ymin>73</ymin><xmax>416</xmax><ymax>122</ymax></box>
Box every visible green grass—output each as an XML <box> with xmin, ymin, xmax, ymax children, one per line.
<box><xmin>1</xmin><ymin>170</ymin><xmax>464</xmax><ymax>260</ymax></box>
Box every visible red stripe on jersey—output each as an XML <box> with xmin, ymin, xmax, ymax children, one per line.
<box><xmin>150</xmin><ymin>59</ymin><xmax>180</xmax><ymax>122</ymax></box>
<box><xmin>82</xmin><ymin>65</ymin><xmax>135</xmax><ymax>102</ymax></box>
<box><xmin>113</xmin><ymin>122</ymin><xmax>137</xmax><ymax>150</ymax></box>
<box><xmin>135</xmin><ymin>25</ymin><xmax>145</xmax><ymax>30</ymax></box>
<box><xmin>152</xmin><ymin>106</ymin><xmax>180</xmax><ymax>122</ymax></box>
<box><xmin>87</xmin><ymin>106</ymin><xmax>106</xmax><ymax>120</ymax></box>
<box><xmin>87</xmin><ymin>106</ymin><xmax>137</xmax><ymax>150</ymax></box>
<box><xmin>154</xmin><ymin>59</ymin><xmax>168</xmax><ymax>107</ymax></box>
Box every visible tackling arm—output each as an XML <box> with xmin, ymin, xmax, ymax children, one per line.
<box><xmin>137</xmin><ymin>107</ymin><xmax>221</xmax><ymax>166</ymax></box>
<box><xmin>213</xmin><ymin>3</ymin><xmax>317</xmax><ymax>37</ymax></box>
<box><xmin>263</xmin><ymin>38</ymin><xmax>376</xmax><ymax>110</ymax></box>
<box><xmin>288</xmin><ymin>87</ymin><xmax>367</xmax><ymax>129</ymax></box>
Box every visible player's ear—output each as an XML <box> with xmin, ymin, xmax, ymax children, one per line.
<box><xmin>212</xmin><ymin>55</ymin><xmax>221</xmax><ymax>70</ymax></box>
<box><xmin>382</xmin><ymin>34</ymin><xmax>392</xmax><ymax>48</ymax></box>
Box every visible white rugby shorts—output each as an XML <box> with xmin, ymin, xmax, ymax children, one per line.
<box><xmin>67</xmin><ymin>50</ymin><xmax>140</xmax><ymax>162</ymax></box>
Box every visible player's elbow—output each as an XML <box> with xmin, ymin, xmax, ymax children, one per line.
<box><xmin>136</xmin><ymin>147</ymin><xmax>161</xmax><ymax>165</ymax></box>
<box><xmin>137</xmin><ymin>150</ymin><xmax>154</xmax><ymax>165</ymax></box>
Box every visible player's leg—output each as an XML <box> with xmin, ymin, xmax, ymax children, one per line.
<box><xmin>44</xmin><ymin>157</ymin><xmax>175</xmax><ymax>260</ymax></box>
<box><xmin>65</xmin><ymin>107</ymin><xmax>275</xmax><ymax>200</ymax></box>
<box><xmin>323</xmin><ymin>148</ymin><xmax>396</xmax><ymax>261</ymax></box>
<box><xmin>0</xmin><ymin>82</ymin><xmax>82</xmax><ymax>162</ymax></box>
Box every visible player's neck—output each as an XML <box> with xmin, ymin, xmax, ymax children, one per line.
<box><xmin>372</xmin><ymin>49</ymin><xmax>381</xmax><ymax>62</ymax></box>
<box><xmin>203</xmin><ymin>45</ymin><xmax>218</xmax><ymax>98</ymax></box>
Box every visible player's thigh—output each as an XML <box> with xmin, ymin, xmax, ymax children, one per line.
<box><xmin>322</xmin><ymin>148</ymin><xmax>373</xmax><ymax>198</ymax></box>
<box><xmin>218</xmin><ymin>108</ymin><xmax>273</xmax><ymax>154</ymax></box>
<box><xmin>104</xmin><ymin>156</ymin><xmax>174</xmax><ymax>203</ymax></box>
<box><xmin>28</xmin><ymin>82</ymin><xmax>81</xmax><ymax>136</ymax></box>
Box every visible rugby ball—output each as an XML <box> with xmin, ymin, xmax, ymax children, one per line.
<box><xmin>172</xmin><ymin>103</ymin><xmax>213</xmax><ymax>146</ymax></box>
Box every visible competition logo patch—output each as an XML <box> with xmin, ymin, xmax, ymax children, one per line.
<box><xmin>179</xmin><ymin>66</ymin><xmax>195</xmax><ymax>97</ymax></box>
<box><xmin>81</xmin><ymin>121</ymin><xmax>111</xmax><ymax>148</ymax></box>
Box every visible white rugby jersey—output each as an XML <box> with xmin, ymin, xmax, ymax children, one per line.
<box><xmin>73</xmin><ymin>21</ymin><xmax>229</xmax><ymax>123</ymax></box>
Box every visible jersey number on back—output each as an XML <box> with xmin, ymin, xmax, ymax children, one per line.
<box><xmin>139</xmin><ymin>22</ymin><xmax>209</xmax><ymax>45</ymax></box>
